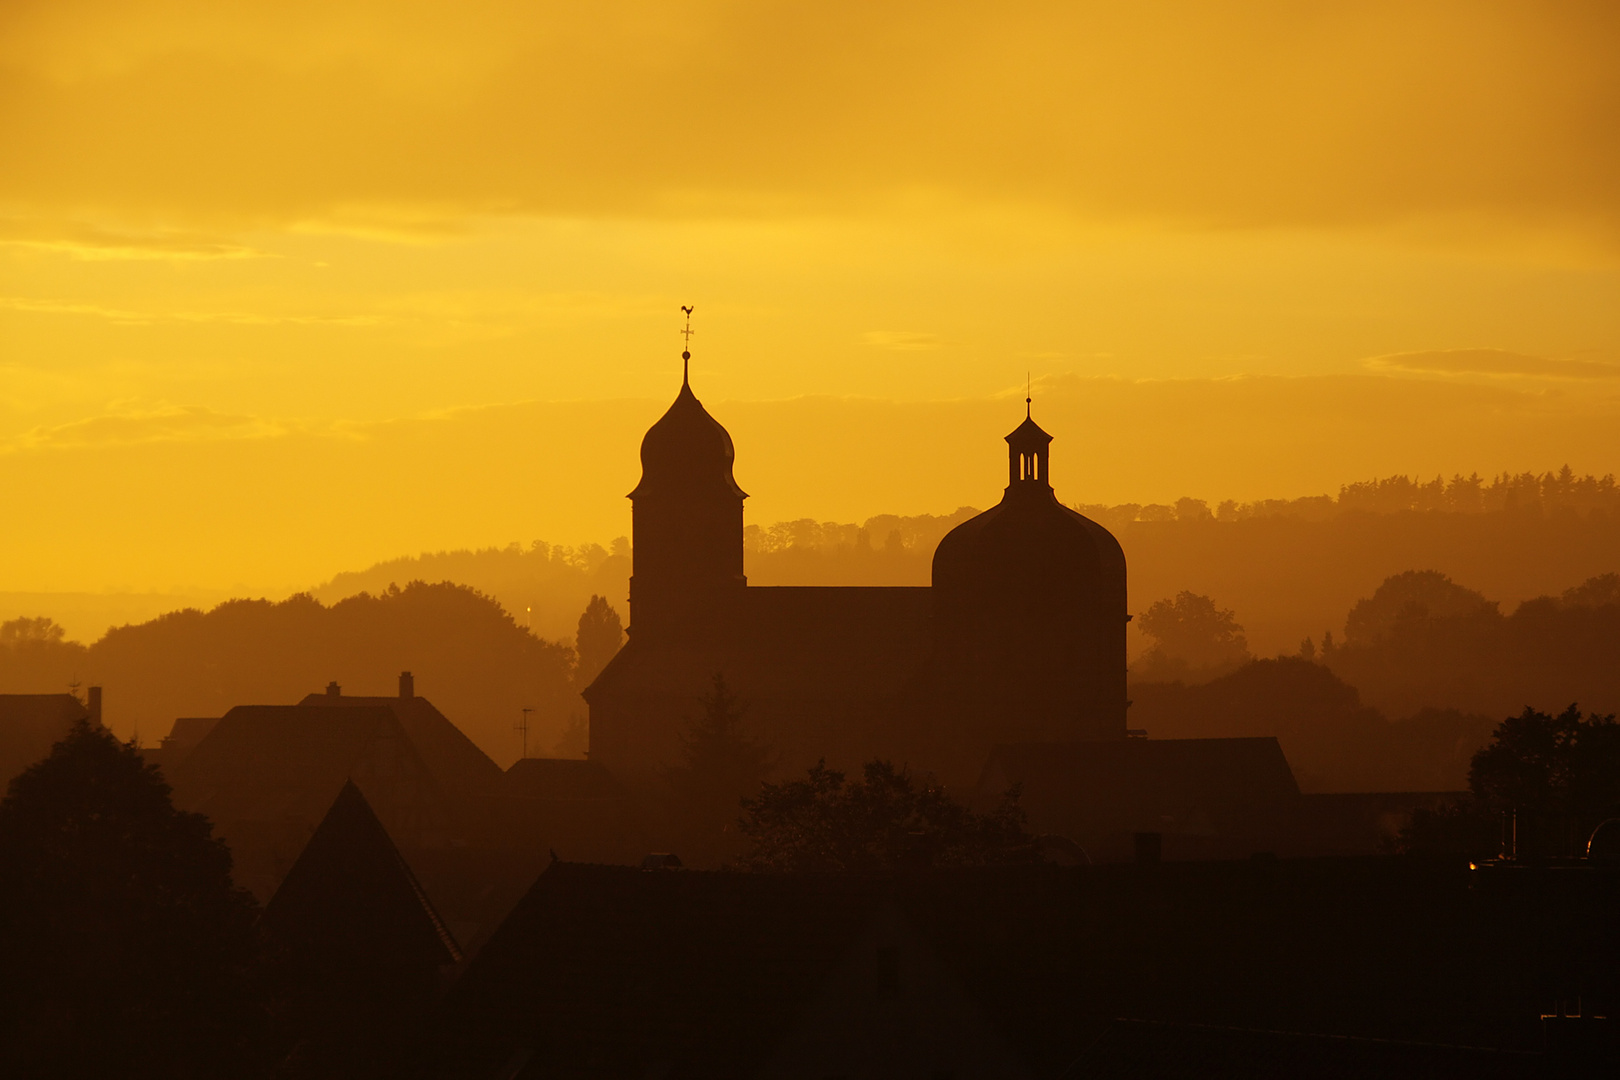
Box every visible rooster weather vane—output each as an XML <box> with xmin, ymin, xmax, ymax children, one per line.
<box><xmin>680</xmin><ymin>305</ymin><xmax>695</xmax><ymax>384</ymax></box>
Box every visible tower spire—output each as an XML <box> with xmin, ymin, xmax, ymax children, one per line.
<box><xmin>1026</xmin><ymin>371</ymin><xmax>1032</xmax><ymax>418</ymax></box>
<box><xmin>680</xmin><ymin>305</ymin><xmax>695</xmax><ymax>387</ymax></box>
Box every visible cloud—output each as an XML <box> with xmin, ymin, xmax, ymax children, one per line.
<box><xmin>862</xmin><ymin>331</ymin><xmax>940</xmax><ymax>351</ymax></box>
<box><xmin>1</xmin><ymin>2</ymin><xmax>1617</xmax><ymax>244</ymax></box>
<box><xmin>3</xmin><ymin>405</ymin><xmax>293</xmax><ymax>452</ymax></box>
<box><xmin>0</xmin><ymin>218</ymin><xmax>268</xmax><ymax>260</ymax></box>
<box><xmin>0</xmin><ymin>295</ymin><xmax>380</xmax><ymax>327</ymax></box>
<box><xmin>1364</xmin><ymin>349</ymin><xmax>1620</xmax><ymax>380</ymax></box>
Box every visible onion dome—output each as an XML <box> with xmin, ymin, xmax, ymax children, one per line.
<box><xmin>629</xmin><ymin>378</ymin><xmax>747</xmax><ymax>501</ymax></box>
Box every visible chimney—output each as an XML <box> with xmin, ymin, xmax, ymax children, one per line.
<box><xmin>326</xmin><ymin>681</ymin><xmax>341</xmax><ymax>698</ymax></box>
<box><xmin>87</xmin><ymin>686</ymin><xmax>103</xmax><ymax>727</ymax></box>
<box><xmin>399</xmin><ymin>671</ymin><xmax>415</xmax><ymax>699</ymax></box>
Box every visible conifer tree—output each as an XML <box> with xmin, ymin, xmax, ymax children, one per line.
<box><xmin>664</xmin><ymin>674</ymin><xmax>775</xmax><ymax>854</ymax></box>
<box><xmin>0</xmin><ymin>720</ymin><xmax>262</xmax><ymax>1076</ymax></box>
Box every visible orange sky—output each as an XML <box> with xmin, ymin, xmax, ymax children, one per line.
<box><xmin>2</xmin><ymin>1</ymin><xmax>1619</xmax><ymax>596</ymax></box>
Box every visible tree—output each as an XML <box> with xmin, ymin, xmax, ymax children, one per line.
<box><xmin>1469</xmin><ymin>704</ymin><xmax>1620</xmax><ymax>857</ymax></box>
<box><xmin>1400</xmin><ymin>704</ymin><xmax>1620</xmax><ymax>858</ymax></box>
<box><xmin>0</xmin><ymin>719</ymin><xmax>263</xmax><ymax>1077</ymax></box>
<box><xmin>1560</xmin><ymin>572</ymin><xmax>1620</xmax><ymax>609</ymax></box>
<box><xmin>573</xmin><ymin>595</ymin><xmax>624</xmax><ymax>691</ymax></box>
<box><xmin>737</xmin><ymin>759</ymin><xmax>1037</xmax><ymax>872</ymax></box>
<box><xmin>1136</xmin><ymin>591</ymin><xmax>1251</xmax><ymax>680</ymax></box>
<box><xmin>1342</xmin><ymin>570</ymin><xmax>1497</xmax><ymax>646</ymax></box>
<box><xmin>664</xmin><ymin>674</ymin><xmax>775</xmax><ymax>854</ymax></box>
<box><xmin>0</xmin><ymin>616</ymin><xmax>65</xmax><ymax>645</ymax></box>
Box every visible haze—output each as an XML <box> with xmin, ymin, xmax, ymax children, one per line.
<box><xmin>3</xmin><ymin>1</ymin><xmax>1619</xmax><ymax>593</ymax></box>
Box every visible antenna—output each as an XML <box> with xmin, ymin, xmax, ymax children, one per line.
<box><xmin>680</xmin><ymin>305</ymin><xmax>695</xmax><ymax>385</ymax></box>
<box><xmin>516</xmin><ymin>707</ymin><xmax>535</xmax><ymax>759</ymax></box>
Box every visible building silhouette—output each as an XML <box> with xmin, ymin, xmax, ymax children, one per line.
<box><xmin>585</xmin><ymin>368</ymin><xmax>1128</xmax><ymax>787</ymax></box>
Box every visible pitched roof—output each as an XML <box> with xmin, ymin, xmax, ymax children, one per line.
<box><xmin>162</xmin><ymin>716</ymin><xmax>219</xmax><ymax>753</ymax></box>
<box><xmin>264</xmin><ymin>780</ymin><xmax>461</xmax><ymax>970</ymax></box>
<box><xmin>437</xmin><ymin>863</ymin><xmax>904</xmax><ymax>1077</ymax></box>
<box><xmin>435</xmin><ymin>857</ymin><xmax>1610</xmax><ymax>1076</ymax></box>
<box><xmin>296</xmin><ymin>692</ymin><xmax>504</xmax><ymax>803</ymax></box>
<box><xmin>169</xmin><ymin>704</ymin><xmax>420</xmax><ymax>829</ymax></box>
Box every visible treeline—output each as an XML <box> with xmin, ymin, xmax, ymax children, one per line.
<box><xmin>1324</xmin><ymin>571</ymin><xmax>1620</xmax><ymax>722</ymax></box>
<box><xmin>0</xmin><ymin>583</ymin><xmax>588</xmax><ymax>767</ymax></box>
<box><xmin>295</xmin><ymin>465</ymin><xmax>1620</xmax><ymax>655</ymax></box>
<box><xmin>741</xmin><ymin>508</ymin><xmax>978</xmax><ymax>586</ymax></box>
<box><xmin>310</xmin><ymin>540</ymin><xmax>631</xmax><ymax>643</ymax></box>
<box><xmin>747</xmin><ymin>468</ymin><xmax>1620</xmax><ymax>656</ymax></box>
<box><xmin>1131</xmin><ymin>658</ymin><xmax>1497</xmax><ymax>794</ymax></box>
<box><xmin>1078</xmin><ymin>464</ymin><xmax>1620</xmax><ymax>529</ymax></box>
<box><xmin>1129</xmin><ymin>570</ymin><xmax>1620</xmax><ymax>794</ymax></box>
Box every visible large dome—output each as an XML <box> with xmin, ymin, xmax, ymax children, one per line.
<box><xmin>924</xmin><ymin>412</ymin><xmax>1129</xmax><ymax>745</ymax></box>
<box><xmin>932</xmin><ymin>494</ymin><xmax>1124</xmax><ymax>601</ymax></box>
<box><xmin>629</xmin><ymin>381</ymin><xmax>747</xmax><ymax>500</ymax></box>
<box><xmin>932</xmin><ymin>413</ymin><xmax>1124</xmax><ymax>601</ymax></box>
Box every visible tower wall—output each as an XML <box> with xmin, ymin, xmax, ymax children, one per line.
<box><xmin>623</xmin><ymin>380</ymin><xmax>748</xmax><ymax>644</ymax></box>
<box><xmin>629</xmin><ymin>489</ymin><xmax>745</xmax><ymax>639</ymax></box>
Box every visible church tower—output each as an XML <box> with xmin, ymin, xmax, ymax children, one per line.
<box><xmin>928</xmin><ymin>403</ymin><xmax>1128</xmax><ymax>761</ymax></box>
<box><xmin>625</xmin><ymin>337</ymin><xmax>747</xmax><ymax>641</ymax></box>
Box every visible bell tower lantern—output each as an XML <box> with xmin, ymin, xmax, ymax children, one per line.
<box><xmin>1006</xmin><ymin>413</ymin><xmax>1053</xmax><ymax>488</ymax></box>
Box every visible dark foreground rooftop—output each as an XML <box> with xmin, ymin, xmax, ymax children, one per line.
<box><xmin>425</xmin><ymin>857</ymin><xmax>1619</xmax><ymax>1078</ymax></box>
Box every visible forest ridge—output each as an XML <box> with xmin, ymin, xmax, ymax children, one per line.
<box><xmin>1</xmin><ymin>465</ymin><xmax>1616</xmax><ymax>781</ymax></box>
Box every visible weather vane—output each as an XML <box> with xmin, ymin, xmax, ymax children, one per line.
<box><xmin>680</xmin><ymin>305</ymin><xmax>695</xmax><ymax>383</ymax></box>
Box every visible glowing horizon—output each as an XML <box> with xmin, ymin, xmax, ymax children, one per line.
<box><xmin>3</xmin><ymin>1</ymin><xmax>1618</xmax><ymax>595</ymax></box>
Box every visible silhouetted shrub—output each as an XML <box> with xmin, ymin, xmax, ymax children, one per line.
<box><xmin>1399</xmin><ymin>704</ymin><xmax>1620</xmax><ymax>858</ymax></box>
<box><xmin>738</xmin><ymin>759</ymin><xmax>1036</xmax><ymax>872</ymax></box>
<box><xmin>1470</xmin><ymin>704</ymin><xmax>1620</xmax><ymax>857</ymax></box>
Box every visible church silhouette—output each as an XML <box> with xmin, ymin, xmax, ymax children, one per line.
<box><xmin>585</xmin><ymin>355</ymin><xmax>1129</xmax><ymax>788</ymax></box>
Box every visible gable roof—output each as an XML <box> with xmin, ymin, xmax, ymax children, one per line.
<box><xmin>437</xmin><ymin>862</ymin><xmax>1122</xmax><ymax>1078</ymax></box>
<box><xmin>264</xmin><ymin>780</ymin><xmax>461</xmax><ymax>970</ymax></box>
<box><xmin>435</xmin><ymin>856</ymin><xmax>1608</xmax><ymax>1076</ymax></box>
<box><xmin>296</xmin><ymin>692</ymin><xmax>503</xmax><ymax>803</ymax></box>
<box><xmin>169</xmin><ymin>704</ymin><xmax>416</xmax><ymax>829</ymax></box>
<box><xmin>437</xmin><ymin>863</ymin><xmax>902</xmax><ymax>1077</ymax></box>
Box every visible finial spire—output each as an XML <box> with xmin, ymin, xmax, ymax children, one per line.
<box><xmin>680</xmin><ymin>305</ymin><xmax>695</xmax><ymax>387</ymax></box>
<box><xmin>1026</xmin><ymin>371</ymin><xmax>1032</xmax><ymax>418</ymax></box>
